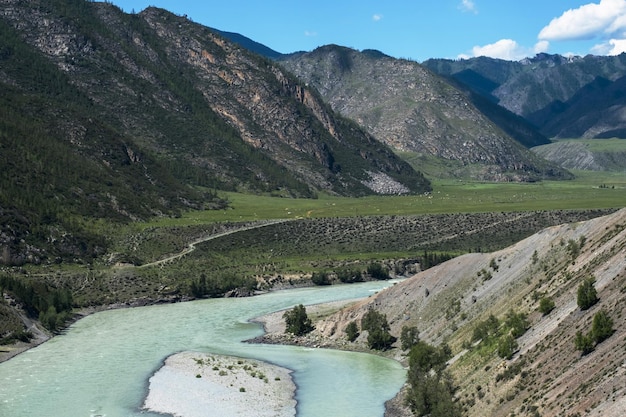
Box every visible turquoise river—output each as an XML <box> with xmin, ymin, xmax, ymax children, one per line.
<box><xmin>0</xmin><ymin>281</ymin><xmax>406</xmax><ymax>417</ymax></box>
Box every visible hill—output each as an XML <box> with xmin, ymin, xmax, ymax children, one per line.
<box><xmin>0</xmin><ymin>0</ymin><xmax>430</xmax><ymax>264</ymax></box>
<box><xmin>424</xmin><ymin>53</ymin><xmax>626</xmax><ymax>139</ymax></box>
<box><xmin>279</xmin><ymin>45</ymin><xmax>570</xmax><ymax>181</ymax></box>
<box><xmin>310</xmin><ymin>208</ymin><xmax>626</xmax><ymax>417</ymax></box>
<box><xmin>533</xmin><ymin>138</ymin><xmax>626</xmax><ymax>172</ymax></box>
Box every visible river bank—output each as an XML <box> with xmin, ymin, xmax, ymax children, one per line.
<box><xmin>247</xmin><ymin>299</ymin><xmax>412</xmax><ymax>417</ymax></box>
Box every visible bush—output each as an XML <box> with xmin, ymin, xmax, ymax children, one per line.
<box><xmin>574</xmin><ymin>310</ymin><xmax>613</xmax><ymax>355</ymax></box>
<box><xmin>505</xmin><ymin>310</ymin><xmax>529</xmax><ymax>338</ymax></box>
<box><xmin>538</xmin><ymin>296</ymin><xmax>555</xmax><ymax>315</ymax></box>
<box><xmin>283</xmin><ymin>304</ymin><xmax>314</xmax><ymax>336</ymax></box>
<box><xmin>497</xmin><ymin>334</ymin><xmax>518</xmax><ymax>359</ymax></box>
<box><xmin>471</xmin><ymin>314</ymin><xmax>500</xmax><ymax>342</ymax></box>
<box><xmin>591</xmin><ymin>310</ymin><xmax>614</xmax><ymax>344</ymax></box>
<box><xmin>336</xmin><ymin>268</ymin><xmax>363</xmax><ymax>283</ymax></box>
<box><xmin>400</xmin><ymin>325</ymin><xmax>420</xmax><ymax>351</ymax></box>
<box><xmin>366</xmin><ymin>263</ymin><xmax>390</xmax><ymax>280</ymax></box>
<box><xmin>574</xmin><ymin>331</ymin><xmax>594</xmax><ymax>355</ymax></box>
<box><xmin>577</xmin><ymin>277</ymin><xmax>598</xmax><ymax>310</ymax></box>
<box><xmin>345</xmin><ymin>321</ymin><xmax>359</xmax><ymax>342</ymax></box>
<box><xmin>311</xmin><ymin>271</ymin><xmax>331</xmax><ymax>286</ymax></box>
<box><xmin>406</xmin><ymin>341</ymin><xmax>461</xmax><ymax>417</ymax></box>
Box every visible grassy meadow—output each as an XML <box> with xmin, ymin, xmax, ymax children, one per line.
<box><xmin>147</xmin><ymin>170</ymin><xmax>625</xmax><ymax>227</ymax></box>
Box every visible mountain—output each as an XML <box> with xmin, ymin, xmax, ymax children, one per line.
<box><xmin>213</xmin><ymin>29</ymin><xmax>284</xmax><ymax>59</ymax></box>
<box><xmin>314</xmin><ymin>208</ymin><xmax>626</xmax><ymax>417</ymax></box>
<box><xmin>0</xmin><ymin>0</ymin><xmax>429</xmax><ymax>264</ymax></box>
<box><xmin>278</xmin><ymin>45</ymin><xmax>570</xmax><ymax>181</ymax></box>
<box><xmin>424</xmin><ymin>53</ymin><xmax>626</xmax><ymax>139</ymax></box>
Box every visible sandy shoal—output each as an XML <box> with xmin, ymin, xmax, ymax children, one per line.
<box><xmin>143</xmin><ymin>351</ymin><xmax>296</xmax><ymax>417</ymax></box>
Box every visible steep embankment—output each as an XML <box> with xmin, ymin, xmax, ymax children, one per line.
<box><xmin>314</xmin><ymin>208</ymin><xmax>626</xmax><ymax>417</ymax></box>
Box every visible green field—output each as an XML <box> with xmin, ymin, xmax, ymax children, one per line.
<box><xmin>147</xmin><ymin>171</ymin><xmax>624</xmax><ymax>226</ymax></box>
<box><xmin>556</xmin><ymin>137</ymin><xmax>626</xmax><ymax>152</ymax></box>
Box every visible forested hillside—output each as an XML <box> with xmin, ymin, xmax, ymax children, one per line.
<box><xmin>0</xmin><ymin>0</ymin><xmax>429</xmax><ymax>265</ymax></box>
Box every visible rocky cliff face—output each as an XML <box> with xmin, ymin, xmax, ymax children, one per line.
<box><xmin>280</xmin><ymin>46</ymin><xmax>569</xmax><ymax>181</ymax></box>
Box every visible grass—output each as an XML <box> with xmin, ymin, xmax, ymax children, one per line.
<box><xmin>144</xmin><ymin>171</ymin><xmax>625</xmax><ymax>228</ymax></box>
<box><xmin>552</xmin><ymin>138</ymin><xmax>626</xmax><ymax>152</ymax></box>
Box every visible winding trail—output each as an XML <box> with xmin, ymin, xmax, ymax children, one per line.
<box><xmin>139</xmin><ymin>219</ymin><xmax>293</xmax><ymax>268</ymax></box>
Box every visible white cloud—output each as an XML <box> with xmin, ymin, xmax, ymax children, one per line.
<box><xmin>538</xmin><ymin>0</ymin><xmax>626</xmax><ymax>41</ymax></box>
<box><xmin>466</xmin><ymin>39</ymin><xmax>529</xmax><ymax>60</ymax></box>
<box><xmin>534</xmin><ymin>40</ymin><xmax>550</xmax><ymax>54</ymax></box>
<box><xmin>592</xmin><ymin>38</ymin><xmax>626</xmax><ymax>54</ymax></box>
<box><xmin>460</xmin><ymin>38</ymin><xmax>550</xmax><ymax>61</ymax></box>
<box><xmin>372</xmin><ymin>14</ymin><xmax>383</xmax><ymax>22</ymax></box>
<box><xmin>304</xmin><ymin>30</ymin><xmax>318</xmax><ymax>37</ymax></box>
<box><xmin>609</xmin><ymin>38</ymin><xmax>626</xmax><ymax>53</ymax></box>
<box><xmin>459</xmin><ymin>0</ymin><xmax>478</xmax><ymax>14</ymax></box>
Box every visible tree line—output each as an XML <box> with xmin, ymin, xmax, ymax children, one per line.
<box><xmin>0</xmin><ymin>274</ymin><xmax>73</xmax><ymax>331</ymax></box>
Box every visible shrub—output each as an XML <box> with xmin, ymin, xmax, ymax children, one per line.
<box><xmin>367</xmin><ymin>262</ymin><xmax>390</xmax><ymax>280</ymax></box>
<box><xmin>345</xmin><ymin>321</ymin><xmax>359</xmax><ymax>342</ymax></box>
<box><xmin>400</xmin><ymin>325</ymin><xmax>420</xmax><ymax>351</ymax></box>
<box><xmin>283</xmin><ymin>304</ymin><xmax>314</xmax><ymax>336</ymax></box>
<box><xmin>311</xmin><ymin>271</ymin><xmax>331</xmax><ymax>286</ymax></box>
<box><xmin>577</xmin><ymin>277</ymin><xmax>598</xmax><ymax>310</ymax></box>
<box><xmin>497</xmin><ymin>334</ymin><xmax>518</xmax><ymax>359</ymax></box>
<box><xmin>361</xmin><ymin>309</ymin><xmax>396</xmax><ymax>350</ymax></box>
<box><xmin>471</xmin><ymin>314</ymin><xmax>500</xmax><ymax>342</ymax></box>
<box><xmin>406</xmin><ymin>341</ymin><xmax>461</xmax><ymax>417</ymax></box>
<box><xmin>538</xmin><ymin>296</ymin><xmax>555</xmax><ymax>315</ymax></box>
<box><xmin>336</xmin><ymin>268</ymin><xmax>363</xmax><ymax>283</ymax></box>
<box><xmin>590</xmin><ymin>310</ymin><xmax>614</xmax><ymax>344</ymax></box>
<box><xmin>505</xmin><ymin>310</ymin><xmax>529</xmax><ymax>338</ymax></box>
<box><xmin>574</xmin><ymin>331</ymin><xmax>594</xmax><ymax>355</ymax></box>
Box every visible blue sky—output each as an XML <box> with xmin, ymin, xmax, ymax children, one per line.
<box><xmin>110</xmin><ymin>0</ymin><xmax>626</xmax><ymax>61</ymax></box>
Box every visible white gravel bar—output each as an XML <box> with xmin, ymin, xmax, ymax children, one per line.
<box><xmin>143</xmin><ymin>351</ymin><xmax>296</xmax><ymax>417</ymax></box>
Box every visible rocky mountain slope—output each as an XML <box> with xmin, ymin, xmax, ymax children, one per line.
<box><xmin>278</xmin><ymin>46</ymin><xmax>569</xmax><ymax>181</ymax></box>
<box><xmin>424</xmin><ymin>53</ymin><xmax>626</xmax><ymax>139</ymax></box>
<box><xmin>313</xmin><ymin>208</ymin><xmax>626</xmax><ymax>417</ymax></box>
<box><xmin>1</xmin><ymin>0</ymin><xmax>429</xmax><ymax>197</ymax></box>
<box><xmin>0</xmin><ymin>0</ymin><xmax>430</xmax><ymax>264</ymax></box>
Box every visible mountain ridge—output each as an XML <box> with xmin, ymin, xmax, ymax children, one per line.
<box><xmin>424</xmin><ymin>53</ymin><xmax>626</xmax><ymax>139</ymax></box>
<box><xmin>278</xmin><ymin>45</ymin><xmax>570</xmax><ymax>181</ymax></box>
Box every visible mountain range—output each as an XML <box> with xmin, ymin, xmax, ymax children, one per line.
<box><xmin>423</xmin><ymin>53</ymin><xmax>626</xmax><ymax>139</ymax></box>
<box><xmin>0</xmin><ymin>1</ymin><xmax>622</xmax><ymax>265</ymax></box>
<box><xmin>277</xmin><ymin>45</ymin><xmax>568</xmax><ymax>181</ymax></box>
